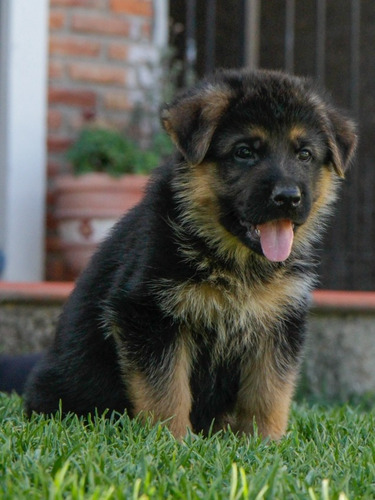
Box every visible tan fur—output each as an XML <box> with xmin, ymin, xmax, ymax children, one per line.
<box><xmin>215</xmin><ymin>127</ymin><xmax>268</xmax><ymax>157</ymax></box>
<box><xmin>126</xmin><ymin>340</ymin><xmax>192</xmax><ymax>439</ymax></box>
<box><xmin>162</xmin><ymin>85</ymin><xmax>233</xmax><ymax>165</ymax></box>
<box><xmin>233</xmin><ymin>350</ymin><xmax>298</xmax><ymax>439</ymax></box>
<box><xmin>156</xmin><ymin>269</ymin><xmax>310</xmax><ymax>362</ymax></box>
<box><xmin>293</xmin><ymin>166</ymin><xmax>339</xmax><ymax>254</ymax></box>
<box><xmin>289</xmin><ymin>124</ymin><xmax>309</xmax><ymax>143</ymax></box>
<box><xmin>200</xmin><ymin>86</ymin><xmax>233</xmax><ymax>123</ymax></box>
<box><xmin>246</xmin><ymin>126</ymin><xmax>268</xmax><ymax>141</ymax></box>
<box><xmin>172</xmin><ymin>161</ymin><xmax>254</xmax><ymax>267</ymax></box>
<box><xmin>324</xmin><ymin>111</ymin><xmax>357</xmax><ymax>178</ymax></box>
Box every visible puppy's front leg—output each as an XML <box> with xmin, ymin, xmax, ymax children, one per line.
<box><xmin>233</xmin><ymin>353</ymin><xmax>298</xmax><ymax>440</ymax></box>
<box><xmin>126</xmin><ymin>341</ymin><xmax>192</xmax><ymax>439</ymax></box>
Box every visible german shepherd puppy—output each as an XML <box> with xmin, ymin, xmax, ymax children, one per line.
<box><xmin>24</xmin><ymin>69</ymin><xmax>357</xmax><ymax>439</ymax></box>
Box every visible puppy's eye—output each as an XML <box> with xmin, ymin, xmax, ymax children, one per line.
<box><xmin>297</xmin><ymin>149</ymin><xmax>312</xmax><ymax>162</ymax></box>
<box><xmin>234</xmin><ymin>145</ymin><xmax>256</xmax><ymax>161</ymax></box>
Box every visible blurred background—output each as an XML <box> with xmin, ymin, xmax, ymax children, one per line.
<box><xmin>0</xmin><ymin>0</ymin><xmax>372</xmax><ymax>290</ymax></box>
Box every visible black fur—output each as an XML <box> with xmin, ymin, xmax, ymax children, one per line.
<box><xmin>13</xmin><ymin>69</ymin><xmax>358</xmax><ymax>438</ymax></box>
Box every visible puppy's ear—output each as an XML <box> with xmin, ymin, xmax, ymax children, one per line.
<box><xmin>161</xmin><ymin>85</ymin><xmax>231</xmax><ymax>165</ymax></box>
<box><xmin>326</xmin><ymin>108</ymin><xmax>358</xmax><ymax>178</ymax></box>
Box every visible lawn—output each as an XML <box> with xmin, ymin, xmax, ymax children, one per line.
<box><xmin>1</xmin><ymin>393</ymin><xmax>374</xmax><ymax>499</ymax></box>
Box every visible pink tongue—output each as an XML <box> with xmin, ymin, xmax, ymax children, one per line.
<box><xmin>257</xmin><ymin>220</ymin><xmax>294</xmax><ymax>262</ymax></box>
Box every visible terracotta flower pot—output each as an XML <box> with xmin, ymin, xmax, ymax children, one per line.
<box><xmin>55</xmin><ymin>173</ymin><xmax>148</xmax><ymax>275</ymax></box>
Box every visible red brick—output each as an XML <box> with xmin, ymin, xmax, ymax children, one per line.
<box><xmin>71</xmin><ymin>14</ymin><xmax>130</xmax><ymax>36</ymax></box>
<box><xmin>103</xmin><ymin>92</ymin><xmax>131</xmax><ymax>111</ymax></box>
<box><xmin>50</xmin><ymin>11</ymin><xmax>65</xmax><ymax>30</ymax></box>
<box><xmin>46</xmin><ymin>190</ymin><xmax>57</xmax><ymax>210</ymax></box>
<box><xmin>49</xmin><ymin>88</ymin><xmax>97</xmax><ymax>107</ymax></box>
<box><xmin>48</xmin><ymin>109</ymin><xmax>63</xmax><ymax>130</ymax></box>
<box><xmin>47</xmin><ymin>160</ymin><xmax>64</xmax><ymax>177</ymax></box>
<box><xmin>67</xmin><ymin>111</ymin><xmax>94</xmax><ymax>132</ymax></box>
<box><xmin>50</xmin><ymin>36</ymin><xmax>101</xmax><ymax>57</ymax></box>
<box><xmin>107</xmin><ymin>43</ymin><xmax>129</xmax><ymax>61</ymax></box>
<box><xmin>141</xmin><ymin>20</ymin><xmax>152</xmax><ymax>40</ymax></box>
<box><xmin>110</xmin><ymin>0</ymin><xmax>153</xmax><ymax>17</ymax></box>
<box><xmin>46</xmin><ymin>236</ymin><xmax>61</xmax><ymax>253</ymax></box>
<box><xmin>45</xmin><ymin>254</ymin><xmax>69</xmax><ymax>282</ymax></box>
<box><xmin>47</xmin><ymin>136</ymin><xmax>73</xmax><ymax>153</ymax></box>
<box><xmin>69</xmin><ymin>63</ymin><xmax>126</xmax><ymax>85</ymax></box>
<box><xmin>49</xmin><ymin>61</ymin><xmax>65</xmax><ymax>80</ymax></box>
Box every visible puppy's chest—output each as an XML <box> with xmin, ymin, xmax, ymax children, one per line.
<box><xmin>156</xmin><ymin>267</ymin><xmax>307</xmax><ymax>356</ymax></box>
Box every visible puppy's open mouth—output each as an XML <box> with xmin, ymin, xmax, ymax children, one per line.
<box><xmin>240</xmin><ymin>219</ymin><xmax>295</xmax><ymax>262</ymax></box>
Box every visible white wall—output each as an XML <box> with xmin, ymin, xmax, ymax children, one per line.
<box><xmin>0</xmin><ymin>0</ymin><xmax>49</xmax><ymax>281</ymax></box>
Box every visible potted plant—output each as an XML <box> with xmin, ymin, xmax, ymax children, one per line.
<box><xmin>55</xmin><ymin>126</ymin><xmax>172</xmax><ymax>276</ymax></box>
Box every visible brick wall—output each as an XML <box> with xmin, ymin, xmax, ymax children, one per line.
<box><xmin>46</xmin><ymin>0</ymin><xmax>161</xmax><ymax>280</ymax></box>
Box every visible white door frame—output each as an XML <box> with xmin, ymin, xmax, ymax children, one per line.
<box><xmin>0</xmin><ymin>0</ymin><xmax>49</xmax><ymax>281</ymax></box>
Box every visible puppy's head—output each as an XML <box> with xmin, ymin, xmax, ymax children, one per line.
<box><xmin>162</xmin><ymin>69</ymin><xmax>357</xmax><ymax>262</ymax></box>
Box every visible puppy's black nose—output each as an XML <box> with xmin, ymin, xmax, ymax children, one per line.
<box><xmin>272</xmin><ymin>185</ymin><xmax>302</xmax><ymax>208</ymax></box>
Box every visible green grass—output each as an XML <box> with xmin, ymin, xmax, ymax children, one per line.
<box><xmin>1</xmin><ymin>393</ymin><xmax>374</xmax><ymax>499</ymax></box>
